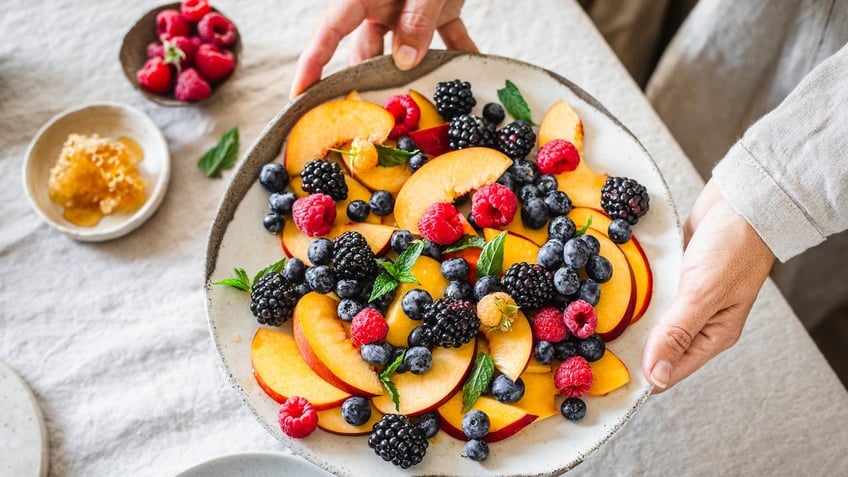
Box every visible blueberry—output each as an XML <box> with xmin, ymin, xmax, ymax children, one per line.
<box><xmin>534</xmin><ymin>340</ymin><xmax>555</xmax><ymax>365</ymax></box>
<box><xmin>537</xmin><ymin>239</ymin><xmax>564</xmax><ymax>270</ymax></box>
<box><xmin>335</xmin><ymin>278</ymin><xmax>361</xmax><ymax>298</ymax></box>
<box><xmin>579</xmin><ymin>278</ymin><xmax>601</xmax><ymax>305</ymax></box>
<box><xmin>444</xmin><ymin>280</ymin><xmax>474</xmax><ymax>301</ymax></box>
<box><xmin>577</xmin><ymin>334</ymin><xmax>606</xmax><ymax>362</ymax></box>
<box><xmin>307</xmin><ymin>238</ymin><xmax>333</xmax><ymax>265</ymax></box>
<box><xmin>403</xmin><ymin>346</ymin><xmax>433</xmax><ymax>374</ymax></box>
<box><xmin>579</xmin><ymin>234</ymin><xmax>600</xmax><ymax>256</ymax></box>
<box><xmin>341</xmin><ymin>396</ymin><xmax>372</xmax><ymax>426</ymax></box>
<box><xmin>461</xmin><ymin>410</ymin><xmax>490</xmax><ymax>439</ymax></box>
<box><xmin>305</xmin><ymin>265</ymin><xmax>335</xmax><ymax>294</ymax></box>
<box><xmin>563</xmin><ymin>238</ymin><xmax>590</xmax><ymax>269</ymax></box>
<box><xmin>554</xmin><ymin>340</ymin><xmax>578</xmax><ymax>360</ymax></box>
<box><xmin>466</xmin><ymin>212</ymin><xmax>479</xmax><ymax>230</ymax></box>
<box><xmin>491</xmin><ymin>374</ymin><xmax>525</xmax><ymax>403</ymax></box>
<box><xmin>560</xmin><ymin>397</ymin><xmax>587</xmax><ymax>421</ymax></box>
<box><xmin>586</xmin><ymin>255</ymin><xmax>613</xmax><ymax>283</ymax></box>
<box><xmin>407</xmin><ymin>325</ymin><xmax>431</xmax><ymax>348</ymax></box>
<box><xmin>402</xmin><ymin>289</ymin><xmax>432</xmax><ymax>320</ymax></box>
<box><xmin>553</xmin><ymin>267</ymin><xmax>581</xmax><ymax>296</ymax></box>
<box><xmin>391</xmin><ymin>347</ymin><xmax>409</xmax><ymax>373</ymax></box>
<box><xmin>408</xmin><ymin>152</ymin><xmax>428</xmax><ymax>172</ymax></box>
<box><xmin>535</xmin><ymin>174</ymin><xmax>558</xmax><ymax>195</ymax></box>
<box><xmin>414</xmin><ymin>412</ymin><xmax>441</xmax><ymax>439</ymax></box>
<box><xmin>258</xmin><ymin>163</ymin><xmax>289</xmax><ymax>193</ymax></box>
<box><xmin>370</xmin><ymin>287</ymin><xmax>395</xmax><ymax>311</ymax></box>
<box><xmin>391</xmin><ymin>229</ymin><xmax>415</xmax><ymax>254</ymax></box>
<box><xmin>294</xmin><ymin>282</ymin><xmax>312</xmax><ymax>298</ymax></box>
<box><xmin>454</xmin><ymin>193</ymin><xmax>469</xmax><ymax>206</ymax></box>
<box><xmin>283</xmin><ymin>258</ymin><xmax>306</xmax><ymax>282</ymax></box>
<box><xmin>473</xmin><ymin>275</ymin><xmax>502</xmax><ymax>301</ymax></box>
<box><xmin>544</xmin><ymin>190</ymin><xmax>572</xmax><ymax>216</ymax></box>
<box><xmin>548</xmin><ymin>215</ymin><xmax>577</xmax><ymax>242</ymax></box>
<box><xmin>496</xmin><ymin>170</ymin><xmax>517</xmax><ymax>192</ymax></box>
<box><xmin>509</xmin><ymin>158</ymin><xmax>538</xmax><ymax>185</ymax></box>
<box><xmin>360</xmin><ymin>341</ymin><xmax>393</xmax><ymax>366</ymax></box>
<box><xmin>608</xmin><ymin>218</ymin><xmax>633</xmax><ymax>244</ymax></box>
<box><xmin>396</xmin><ymin>135</ymin><xmax>417</xmax><ymax>152</ymax></box>
<box><xmin>268</xmin><ymin>191</ymin><xmax>297</xmax><ymax>215</ymax></box>
<box><xmin>369</xmin><ymin>190</ymin><xmax>394</xmax><ymax>216</ymax></box>
<box><xmin>346</xmin><ymin>199</ymin><xmax>370</xmax><ymax>222</ymax></box>
<box><xmin>465</xmin><ymin>439</ymin><xmax>490</xmax><ymax>462</ymax></box>
<box><xmin>421</xmin><ymin>240</ymin><xmax>443</xmax><ymax>260</ymax></box>
<box><xmin>482</xmin><ymin>102</ymin><xmax>505</xmax><ymax>125</ymax></box>
<box><xmin>262</xmin><ymin>212</ymin><xmax>283</xmax><ymax>234</ymax></box>
<box><xmin>441</xmin><ymin>257</ymin><xmax>469</xmax><ymax>280</ymax></box>
<box><xmin>518</xmin><ymin>183</ymin><xmax>541</xmax><ymax>202</ymax></box>
<box><xmin>521</xmin><ymin>197</ymin><xmax>548</xmax><ymax>229</ymax></box>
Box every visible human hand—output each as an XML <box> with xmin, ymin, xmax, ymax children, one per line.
<box><xmin>290</xmin><ymin>0</ymin><xmax>478</xmax><ymax>98</ymax></box>
<box><xmin>642</xmin><ymin>180</ymin><xmax>776</xmax><ymax>393</ymax></box>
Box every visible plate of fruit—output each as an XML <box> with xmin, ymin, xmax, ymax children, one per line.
<box><xmin>205</xmin><ymin>51</ymin><xmax>682</xmax><ymax>476</ymax></box>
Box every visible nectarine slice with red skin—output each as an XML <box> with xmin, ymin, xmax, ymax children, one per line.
<box><xmin>281</xmin><ymin>221</ymin><xmax>396</xmax><ymax>265</ymax></box>
<box><xmin>317</xmin><ymin>401</ymin><xmax>383</xmax><ymax>436</ymax></box>
<box><xmin>292</xmin><ymin>292</ymin><xmax>384</xmax><ymax>396</ymax></box>
<box><xmin>408</xmin><ymin>123</ymin><xmax>450</xmax><ymax>157</ymax></box>
<box><xmin>587</xmin><ymin>348</ymin><xmax>630</xmax><ymax>396</ymax></box>
<box><xmin>511</xmin><ymin>371</ymin><xmax>560</xmax><ymax>421</ymax></box>
<box><xmin>442</xmin><ymin>247</ymin><xmax>482</xmax><ymax>283</ymax></box>
<box><xmin>583</xmin><ymin>229</ymin><xmax>636</xmax><ymax>342</ymax></box>
<box><xmin>483</xmin><ymin>310</ymin><xmax>533</xmax><ymax>381</ymax></box>
<box><xmin>384</xmin><ymin>255</ymin><xmax>448</xmax><ymax>347</ymax></box>
<box><xmin>340</xmin><ymin>152</ymin><xmax>412</xmax><ymax>195</ymax></box>
<box><xmin>409</xmin><ymin>89</ymin><xmax>444</xmax><ymax>130</ymax></box>
<box><xmin>483</xmin><ymin>228</ymin><xmax>540</xmax><ymax>273</ymax></box>
<box><xmin>499</xmin><ymin>217</ymin><xmax>550</xmax><ymax>247</ymax></box>
<box><xmin>372</xmin><ymin>340</ymin><xmax>476</xmax><ymax>416</ymax></box>
<box><xmin>289</xmin><ymin>174</ymin><xmax>381</xmax><ymax>226</ymax></box>
<box><xmin>437</xmin><ymin>393</ymin><xmax>537</xmax><ymax>443</ymax></box>
<box><xmin>284</xmin><ymin>99</ymin><xmax>395</xmax><ymax>177</ymax></box>
<box><xmin>251</xmin><ymin>328</ymin><xmax>351</xmax><ymax>410</ymax></box>
<box><xmin>394</xmin><ymin>147</ymin><xmax>513</xmax><ymax>234</ymax></box>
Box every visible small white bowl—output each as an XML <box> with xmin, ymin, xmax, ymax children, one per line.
<box><xmin>22</xmin><ymin>102</ymin><xmax>170</xmax><ymax>242</ymax></box>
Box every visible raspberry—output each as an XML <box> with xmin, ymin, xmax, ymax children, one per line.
<box><xmin>136</xmin><ymin>57</ymin><xmax>173</xmax><ymax>94</ymax></box>
<box><xmin>180</xmin><ymin>0</ymin><xmax>211</xmax><ymax>22</ymax></box>
<box><xmin>156</xmin><ymin>9</ymin><xmax>190</xmax><ymax>41</ymax></box>
<box><xmin>555</xmin><ymin>356</ymin><xmax>593</xmax><ymax>398</ymax></box>
<box><xmin>471</xmin><ymin>183</ymin><xmax>518</xmax><ymax>228</ymax></box>
<box><xmin>291</xmin><ymin>193</ymin><xmax>336</xmax><ymax>237</ymax></box>
<box><xmin>564</xmin><ymin>300</ymin><xmax>598</xmax><ymax>339</ymax></box>
<box><xmin>418</xmin><ymin>202</ymin><xmax>464</xmax><ymax>245</ymax></box>
<box><xmin>384</xmin><ymin>94</ymin><xmax>421</xmax><ymax>139</ymax></box>
<box><xmin>476</xmin><ymin>292</ymin><xmax>518</xmax><ymax>331</ymax></box>
<box><xmin>146</xmin><ymin>41</ymin><xmax>164</xmax><ymax>59</ymax></box>
<box><xmin>198</xmin><ymin>11</ymin><xmax>238</xmax><ymax>47</ymax></box>
<box><xmin>174</xmin><ymin>68</ymin><xmax>212</xmax><ymax>101</ymax></box>
<box><xmin>350</xmin><ymin>308</ymin><xmax>388</xmax><ymax>347</ymax></box>
<box><xmin>532</xmin><ymin>306</ymin><xmax>568</xmax><ymax>342</ymax></box>
<box><xmin>278</xmin><ymin>396</ymin><xmax>318</xmax><ymax>438</ymax></box>
<box><xmin>194</xmin><ymin>43</ymin><xmax>235</xmax><ymax>82</ymax></box>
<box><xmin>536</xmin><ymin>139</ymin><xmax>580</xmax><ymax>175</ymax></box>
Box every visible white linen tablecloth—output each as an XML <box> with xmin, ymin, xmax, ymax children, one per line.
<box><xmin>1</xmin><ymin>1</ymin><xmax>846</xmax><ymax>475</ymax></box>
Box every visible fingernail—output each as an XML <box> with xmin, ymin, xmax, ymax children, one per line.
<box><xmin>650</xmin><ymin>361</ymin><xmax>672</xmax><ymax>389</ymax></box>
<box><xmin>394</xmin><ymin>45</ymin><xmax>418</xmax><ymax>70</ymax></box>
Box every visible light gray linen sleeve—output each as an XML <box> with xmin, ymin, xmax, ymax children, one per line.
<box><xmin>712</xmin><ymin>42</ymin><xmax>848</xmax><ymax>263</ymax></box>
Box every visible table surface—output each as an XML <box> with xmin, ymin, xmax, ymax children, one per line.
<box><xmin>1</xmin><ymin>1</ymin><xmax>846</xmax><ymax>476</ymax></box>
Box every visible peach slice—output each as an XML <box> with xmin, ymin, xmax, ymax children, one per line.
<box><xmin>289</xmin><ymin>174</ymin><xmax>381</xmax><ymax>226</ymax></box>
<box><xmin>500</xmin><ymin>217</ymin><xmax>550</xmax><ymax>247</ymax></box>
<box><xmin>292</xmin><ymin>292</ymin><xmax>384</xmax><ymax>396</ymax></box>
<box><xmin>437</xmin><ymin>393</ymin><xmax>536</xmax><ymax>443</ymax></box>
<box><xmin>284</xmin><ymin>99</ymin><xmax>395</xmax><ymax>176</ymax></box>
<box><xmin>524</xmin><ymin>357</ymin><xmax>553</xmax><ymax>374</ymax></box>
<box><xmin>395</xmin><ymin>148</ymin><xmax>513</xmax><ymax>234</ymax></box>
<box><xmin>384</xmin><ymin>255</ymin><xmax>448</xmax><ymax>347</ymax></box>
<box><xmin>345</xmin><ymin>90</ymin><xmax>362</xmax><ymax>101</ymax></box>
<box><xmin>587</xmin><ymin>348</ymin><xmax>630</xmax><ymax>396</ymax></box>
<box><xmin>281</xmin><ymin>221</ymin><xmax>396</xmax><ymax>265</ymax></box>
<box><xmin>251</xmin><ymin>328</ymin><xmax>350</xmax><ymax>410</ymax></box>
<box><xmin>512</xmin><ymin>371</ymin><xmax>559</xmax><ymax>421</ymax></box>
<box><xmin>483</xmin><ymin>310</ymin><xmax>533</xmax><ymax>381</ymax></box>
<box><xmin>483</xmin><ymin>228</ymin><xmax>540</xmax><ymax>272</ymax></box>
<box><xmin>317</xmin><ymin>401</ymin><xmax>383</xmax><ymax>436</ymax></box>
<box><xmin>372</xmin><ymin>340</ymin><xmax>476</xmax><ymax>416</ymax></box>
<box><xmin>568</xmin><ymin>207</ymin><xmax>653</xmax><ymax>323</ymax></box>
<box><xmin>538</xmin><ymin>99</ymin><xmax>585</xmax><ymax>151</ymax></box>
<box><xmin>583</xmin><ymin>229</ymin><xmax>636</xmax><ymax>342</ymax></box>
<box><xmin>409</xmin><ymin>89</ymin><xmax>444</xmax><ymax>130</ymax></box>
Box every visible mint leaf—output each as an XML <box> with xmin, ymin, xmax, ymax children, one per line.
<box><xmin>252</xmin><ymin>258</ymin><xmax>286</xmax><ymax>286</ymax></box>
<box><xmin>370</xmin><ymin>241</ymin><xmax>424</xmax><ymax>301</ymax></box>
<box><xmin>376</xmin><ymin>144</ymin><xmax>416</xmax><ymax>167</ymax></box>
<box><xmin>369</xmin><ymin>272</ymin><xmax>399</xmax><ymax>302</ymax></box>
<box><xmin>380</xmin><ymin>351</ymin><xmax>405</xmax><ymax>412</ymax></box>
<box><xmin>476</xmin><ymin>231</ymin><xmax>507</xmax><ymax>278</ymax></box>
<box><xmin>442</xmin><ymin>235</ymin><xmax>486</xmax><ymax>253</ymax></box>
<box><xmin>462</xmin><ymin>353</ymin><xmax>495</xmax><ymax>412</ymax></box>
<box><xmin>395</xmin><ymin>271</ymin><xmax>420</xmax><ymax>285</ymax></box>
<box><xmin>377</xmin><ymin>258</ymin><xmax>399</xmax><ymax>277</ymax></box>
<box><xmin>213</xmin><ymin>267</ymin><xmax>251</xmax><ymax>292</ymax></box>
<box><xmin>497</xmin><ymin>80</ymin><xmax>534</xmax><ymax>125</ymax></box>
<box><xmin>394</xmin><ymin>240</ymin><xmax>425</xmax><ymax>272</ymax></box>
<box><xmin>576</xmin><ymin>216</ymin><xmax>593</xmax><ymax>236</ymax></box>
<box><xmin>198</xmin><ymin>127</ymin><xmax>239</xmax><ymax>177</ymax></box>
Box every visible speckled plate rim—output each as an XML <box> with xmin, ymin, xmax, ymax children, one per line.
<box><xmin>204</xmin><ymin>50</ymin><xmax>683</xmax><ymax>476</ymax></box>
<box><xmin>175</xmin><ymin>452</ymin><xmax>332</xmax><ymax>477</ymax></box>
<box><xmin>22</xmin><ymin>101</ymin><xmax>171</xmax><ymax>242</ymax></box>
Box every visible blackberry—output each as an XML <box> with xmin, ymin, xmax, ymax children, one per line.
<box><xmin>258</xmin><ymin>163</ymin><xmax>289</xmax><ymax>193</ymax></box>
<box><xmin>249</xmin><ymin>272</ymin><xmax>297</xmax><ymax>326</ymax></box>
<box><xmin>520</xmin><ymin>197</ymin><xmax>548</xmax><ymax>230</ymax></box>
<box><xmin>579</xmin><ymin>278</ymin><xmax>601</xmax><ymax>306</ymax></box>
<box><xmin>560</xmin><ymin>397</ymin><xmax>587</xmax><ymax>421</ymax></box>
<box><xmin>544</xmin><ymin>190</ymin><xmax>572</xmax><ymax>216</ymax></box>
<box><xmin>508</xmin><ymin>158</ymin><xmax>538</xmax><ymax>185</ymax></box>
<box><xmin>608</xmin><ymin>218</ymin><xmax>633</xmax><ymax>243</ymax></box>
<box><xmin>346</xmin><ymin>200</ymin><xmax>370</xmax><ymax>222</ymax></box>
<box><xmin>333</xmin><ymin>231</ymin><xmax>380</xmax><ymax>281</ymax></box>
<box><xmin>391</xmin><ymin>229</ymin><xmax>415</xmax><ymax>254</ymax></box>
<box><xmin>337</xmin><ymin>298</ymin><xmax>364</xmax><ymax>322</ymax></box>
<box><xmin>307</xmin><ymin>238</ymin><xmax>333</xmax><ymax>265</ymax></box>
<box><xmin>586</xmin><ymin>255</ymin><xmax>613</xmax><ymax>283</ymax></box>
<box><xmin>473</xmin><ymin>275</ymin><xmax>502</xmax><ymax>301</ymax></box>
<box><xmin>408</xmin><ymin>151</ymin><xmax>428</xmax><ymax>172</ymax></box>
<box><xmin>441</xmin><ymin>257</ymin><xmax>469</xmax><ymax>280</ymax></box>
<box><xmin>548</xmin><ymin>215</ymin><xmax>577</xmax><ymax>242</ymax></box>
<box><xmin>369</xmin><ymin>190</ymin><xmax>395</xmax><ymax>216</ymax></box>
<box><xmin>448</xmin><ymin>114</ymin><xmax>495</xmax><ymax>150</ymax></box>
<box><xmin>300</xmin><ymin>159</ymin><xmax>347</xmax><ymax>200</ymax></box>
<box><xmin>500</xmin><ymin>262</ymin><xmax>554</xmax><ymax>309</ymax></box>
<box><xmin>402</xmin><ymin>289</ymin><xmax>432</xmax><ymax>320</ymax></box>
<box><xmin>537</xmin><ymin>239</ymin><xmax>564</xmax><ymax>270</ymax></box>
<box><xmin>577</xmin><ymin>334</ymin><xmax>606</xmax><ymax>362</ymax></box>
<box><xmin>305</xmin><ymin>265</ymin><xmax>335</xmax><ymax>294</ymax></box>
<box><xmin>465</xmin><ymin>439</ymin><xmax>489</xmax><ymax>462</ymax></box>
<box><xmin>553</xmin><ymin>267</ymin><xmax>580</xmax><ymax>296</ymax></box>
<box><xmin>482</xmin><ymin>102</ymin><xmax>505</xmax><ymax>125</ymax></box>
<box><xmin>268</xmin><ymin>191</ymin><xmax>296</xmax><ymax>215</ymax></box>
<box><xmin>444</xmin><ymin>280</ymin><xmax>474</xmax><ymax>301</ymax></box>
<box><xmin>433</xmin><ymin>79</ymin><xmax>476</xmax><ymax>120</ymax></box>
<box><xmin>262</xmin><ymin>212</ymin><xmax>283</xmax><ymax>234</ymax></box>
<box><xmin>341</xmin><ymin>396</ymin><xmax>371</xmax><ymax>426</ymax></box>
<box><xmin>421</xmin><ymin>298</ymin><xmax>480</xmax><ymax>348</ymax></box>
<box><xmin>534</xmin><ymin>340</ymin><xmax>555</xmax><ymax>365</ymax></box>
<box><xmin>497</xmin><ymin>120</ymin><xmax>536</xmax><ymax>159</ymax></box>
<box><xmin>404</xmin><ymin>346</ymin><xmax>433</xmax><ymax>374</ymax></box>
<box><xmin>535</xmin><ymin>174</ymin><xmax>558</xmax><ymax>195</ymax></box>
<box><xmin>368</xmin><ymin>414</ymin><xmax>428</xmax><ymax>469</ymax></box>
<box><xmin>360</xmin><ymin>341</ymin><xmax>394</xmax><ymax>366</ymax></box>
<box><xmin>413</xmin><ymin>412</ymin><xmax>440</xmax><ymax>439</ymax></box>
<box><xmin>600</xmin><ymin>176</ymin><xmax>650</xmax><ymax>225</ymax></box>
<box><xmin>461</xmin><ymin>410</ymin><xmax>490</xmax><ymax>439</ymax></box>
<box><xmin>491</xmin><ymin>374</ymin><xmax>525</xmax><ymax>403</ymax></box>
<box><xmin>282</xmin><ymin>257</ymin><xmax>306</xmax><ymax>283</ymax></box>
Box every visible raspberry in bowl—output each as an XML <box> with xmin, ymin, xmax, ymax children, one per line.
<box><xmin>119</xmin><ymin>1</ymin><xmax>241</xmax><ymax>106</ymax></box>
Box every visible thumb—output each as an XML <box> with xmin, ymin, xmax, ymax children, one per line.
<box><xmin>641</xmin><ymin>296</ymin><xmax>710</xmax><ymax>392</ymax></box>
<box><xmin>392</xmin><ymin>0</ymin><xmax>443</xmax><ymax>70</ymax></box>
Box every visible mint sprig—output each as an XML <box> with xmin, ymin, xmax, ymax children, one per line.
<box><xmin>497</xmin><ymin>80</ymin><xmax>534</xmax><ymax>125</ymax></box>
<box><xmin>369</xmin><ymin>240</ymin><xmax>425</xmax><ymax>302</ymax></box>
<box><xmin>442</xmin><ymin>235</ymin><xmax>486</xmax><ymax>253</ymax></box>
<box><xmin>380</xmin><ymin>351</ymin><xmax>405</xmax><ymax>411</ymax></box>
<box><xmin>576</xmin><ymin>216</ymin><xmax>593</xmax><ymax>236</ymax></box>
<box><xmin>212</xmin><ymin>258</ymin><xmax>286</xmax><ymax>293</ymax></box>
<box><xmin>198</xmin><ymin>127</ymin><xmax>240</xmax><ymax>178</ymax></box>
<box><xmin>375</xmin><ymin>144</ymin><xmax>417</xmax><ymax>167</ymax></box>
<box><xmin>476</xmin><ymin>231</ymin><xmax>507</xmax><ymax>278</ymax></box>
<box><xmin>462</xmin><ymin>353</ymin><xmax>495</xmax><ymax>412</ymax></box>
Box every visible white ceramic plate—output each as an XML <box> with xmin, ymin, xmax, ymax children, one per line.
<box><xmin>22</xmin><ymin>102</ymin><xmax>170</xmax><ymax>242</ymax></box>
<box><xmin>176</xmin><ymin>452</ymin><xmax>332</xmax><ymax>477</ymax></box>
<box><xmin>205</xmin><ymin>51</ymin><xmax>682</xmax><ymax>476</ymax></box>
<box><xmin>0</xmin><ymin>361</ymin><xmax>49</xmax><ymax>477</ymax></box>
